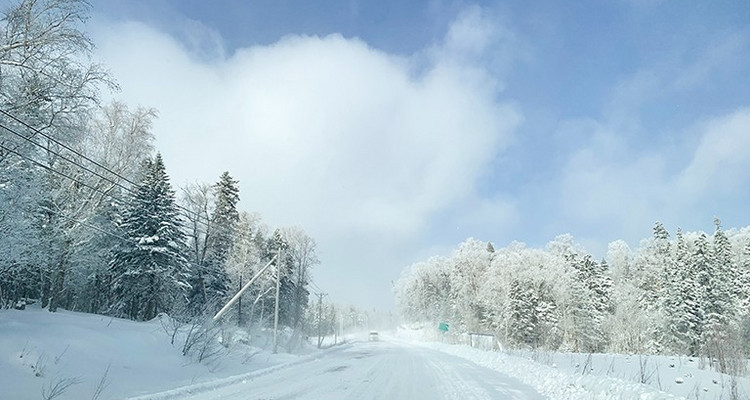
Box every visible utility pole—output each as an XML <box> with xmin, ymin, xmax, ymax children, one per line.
<box><xmin>316</xmin><ymin>292</ymin><xmax>327</xmax><ymax>348</ymax></box>
<box><xmin>340</xmin><ymin>313</ymin><xmax>344</xmax><ymax>343</ymax></box>
<box><xmin>237</xmin><ymin>273</ymin><xmax>242</xmax><ymax>325</ymax></box>
<box><xmin>213</xmin><ymin>255</ymin><xmax>276</xmax><ymax>322</ymax></box>
<box><xmin>273</xmin><ymin>245</ymin><xmax>283</xmax><ymax>354</ymax></box>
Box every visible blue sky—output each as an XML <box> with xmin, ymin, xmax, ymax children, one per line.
<box><xmin>88</xmin><ymin>0</ymin><xmax>750</xmax><ymax>309</ymax></box>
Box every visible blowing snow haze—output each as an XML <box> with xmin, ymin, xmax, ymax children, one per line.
<box><xmin>86</xmin><ymin>0</ymin><xmax>750</xmax><ymax>310</ymax></box>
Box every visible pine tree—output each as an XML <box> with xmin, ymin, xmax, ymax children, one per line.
<box><xmin>632</xmin><ymin>222</ymin><xmax>672</xmax><ymax>352</ymax></box>
<box><xmin>562</xmin><ymin>253</ymin><xmax>608</xmax><ymax>352</ymax></box>
<box><xmin>259</xmin><ymin>230</ymin><xmax>292</xmax><ymax>326</ymax></box>
<box><xmin>689</xmin><ymin>232</ymin><xmax>713</xmax><ymax>354</ymax></box>
<box><xmin>508</xmin><ymin>279</ymin><xmax>539</xmax><ymax>347</ymax></box>
<box><xmin>739</xmin><ymin>241</ymin><xmax>750</xmax><ymax>317</ymax></box>
<box><xmin>108</xmin><ymin>155</ymin><xmax>191</xmax><ymax>321</ymax></box>
<box><xmin>202</xmin><ymin>172</ymin><xmax>240</xmax><ymax>308</ymax></box>
<box><xmin>665</xmin><ymin>228</ymin><xmax>703</xmax><ymax>355</ymax></box>
<box><xmin>701</xmin><ymin>219</ymin><xmax>737</xmax><ymax>358</ymax></box>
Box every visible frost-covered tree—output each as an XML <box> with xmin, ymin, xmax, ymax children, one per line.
<box><xmin>449</xmin><ymin>238</ymin><xmax>494</xmax><ymax>331</ymax></box>
<box><xmin>181</xmin><ymin>182</ymin><xmax>213</xmax><ymax>313</ymax></box>
<box><xmin>108</xmin><ymin>154</ymin><xmax>191</xmax><ymax>321</ymax></box>
<box><xmin>395</xmin><ymin>219</ymin><xmax>750</xmax><ymax>357</ymax></box>
<box><xmin>203</xmin><ymin>172</ymin><xmax>240</xmax><ymax>306</ymax></box>
<box><xmin>689</xmin><ymin>233</ymin><xmax>713</xmax><ymax>351</ymax></box>
<box><xmin>283</xmin><ymin>226</ymin><xmax>318</xmax><ymax>330</ymax></box>
<box><xmin>507</xmin><ymin>279</ymin><xmax>558</xmax><ymax>348</ymax></box>
<box><xmin>702</xmin><ymin>219</ymin><xmax>739</xmax><ymax>361</ymax></box>
<box><xmin>628</xmin><ymin>222</ymin><xmax>672</xmax><ymax>352</ymax></box>
<box><xmin>561</xmin><ymin>253</ymin><xmax>609</xmax><ymax>352</ymax></box>
<box><xmin>739</xmin><ymin>240</ymin><xmax>750</xmax><ymax>317</ymax></box>
<box><xmin>0</xmin><ymin>0</ymin><xmax>116</xmax><ymax>312</ymax></box>
<box><xmin>0</xmin><ymin>158</ymin><xmax>42</xmax><ymax>308</ymax></box>
<box><xmin>663</xmin><ymin>228</ymin><xmax>703</xmax><ymax>355</ymax></box>
<box><xmin>224</xmin><ymin>212</ymin><xmax>264</xmax><ymax>324</ymax></box>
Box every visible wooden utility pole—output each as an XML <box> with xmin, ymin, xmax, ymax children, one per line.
<box><xmin>273</xmin><ymin>245</ymin><xmax>283</xmax><ymax>354</ymax></box>
<box><xmin>316</xmin><ymin>292</ymin><xmax>327</xmax><ymax>348</ymax></box>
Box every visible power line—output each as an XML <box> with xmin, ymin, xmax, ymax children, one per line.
<box><xmin>0</xmin><ymin>146</ymin><xmax>129</xmax><ymax>243</ymax></box>
<box><xmin>0</xmin><ymin>140</ymin><xmax>179</xmax><ymax>243</ymax></box>
<box><xmin>0</xmin><ymin>109</ymin><xmax>210</xmax><ymax>228</ymax></box>
<box><xmin>0</xmin><ymin>139</ymin><xmax>126</xmax><ymax>207</ymax></box>
<box><xmin>39</xmin><ymin>206</ymin><xmax>129</xmax><ymax>242</ymax></box>
<box><xmin>308</xmin><ymin>278</ymin><xmax>323</xmax><ymax>294</ymax></box>
<box><xmin>0</xmin><ymin>109</ymin><xmax>139</xmax><ymax>187</ymax></box>
<box><xmin>0</xmin><ymin>110</ymin><xmax>44</xmax><ymax>164</ymax></box>
<box><xmin>1</xmin><ymin>121</ymin><xmax>136</xmax><ymax>198</ymax></box>
<box><xmin>0</xmin><ymin>109</ymin><xmax>209</xmax><ymax>228</ymax></box>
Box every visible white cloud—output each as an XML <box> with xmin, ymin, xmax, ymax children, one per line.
<box><xmin>673</xmin><ymin>33</ymin><xmax>749</xmax><ymax>91</ymax></box>
<box><xmin>91</xmin><ymin>9</ymin><xmax>521</xmax><ymax>308</ymax></box>
<box><xmin>550</xmin><ymin>27</ymin><xmax>750</xmax><ymax>251</ymax></box>
<box><xmin>676</xmin><ymin>108</ymin><xmax>750</xmax><ymax>197</ymax></box>
<box><xmin>558</xmin><ymin>123</ymin><xmax>668</xmax><ymax>228</ymax></box>
<box><xmin>555</xmin><ymin>107</ymin><xmax>750</xmax><ymax>252</ymax></box>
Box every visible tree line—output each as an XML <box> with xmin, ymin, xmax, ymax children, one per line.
<box><xmin>395</xmin><ymin>220</ymin><xmax>750</xmax><ymax>371</ymax></box>
<box><xmin>0</xmin><ymin>0</ymin><xmax>319</xmax><ymax>333</ymax></box>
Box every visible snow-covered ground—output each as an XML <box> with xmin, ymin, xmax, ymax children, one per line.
<box><xmin>396</xmin><ymin>326</ymin><xmax>750</xmax><ymax>400</ymax></box>
<box><xmin>139</xmin><ymin>336</ymin><xmax>545</xmax><ymax>400</ymax></box>
<box><xmin>0</xmin><ymin>305</ymin><xmax>317</xmax><ymax>400</ymax></box>
<box><xmin>4</xmin><ymin>305</ymin><xmax>749</xmax><ymax>400</ymax></box>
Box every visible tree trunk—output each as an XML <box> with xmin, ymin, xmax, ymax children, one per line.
<box><xmin>47</xmin><ymin>266</ymin><xmax>66</xmax><ymax>312</ymax></box>
<box><xmin>48</xmin><ymin>240</ymin><xmax>71</xmax><ymax>312</ymax></box>
<box><xmin>40</xmin><ymin>265</ymin><xmax>52</xmax><ymax>309</ymax></box>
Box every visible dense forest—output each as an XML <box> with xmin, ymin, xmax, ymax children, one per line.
<box><xmin>395</xmin><ymin>221</ymin><xmax>750</xmax><ymax>373</ymax></box>
<box><xmin>0</xmin><ymin>0</ymin><xmax>321</xmax><ymax>335</ymax></box>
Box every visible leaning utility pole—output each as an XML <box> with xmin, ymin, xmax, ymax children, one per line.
<box><xmin>272</xmin><ymin>244</ymin><xmax>283</xmax><ymax>354</ymax></box>
<box><xmin>213</xmin><ymin>255</ymin><xmax>276</xmax><ymax>322</ymax></box>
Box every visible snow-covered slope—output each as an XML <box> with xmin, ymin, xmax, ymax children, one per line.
<box><xmin>0</xmin><ymin>305</ymin><xmax>301</xmax><ymax>400</ymax></box>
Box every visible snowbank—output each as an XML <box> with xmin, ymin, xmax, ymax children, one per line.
<box><xmin>0</xmin><ymin>305</ymin><xmax>317</xmax><ymax>400</ymax></box>
<box><xmin>394</xmin><ymin>327</ymin><xmax>750</xmax><ymax>400</ymax></box>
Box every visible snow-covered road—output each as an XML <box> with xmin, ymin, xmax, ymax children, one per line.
<box><xmin>177</xmin><ymin>339</ymin><xmax>545</xmax><ymax>400</ymax></box>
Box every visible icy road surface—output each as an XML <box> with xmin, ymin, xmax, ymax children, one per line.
<box><xmin>179</xmin><ymin>339</ymin><xmax>545</xmax><ymax>400</ymax></box>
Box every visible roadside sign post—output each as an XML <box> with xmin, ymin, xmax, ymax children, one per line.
<box><xmin>438</xmin><ymin>322</ymin><xmax>449</xmax><ymax>342</ymax></box>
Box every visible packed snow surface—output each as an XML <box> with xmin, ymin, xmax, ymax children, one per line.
<box><xmin>138</xmin><ymin>340</ymin><xmax>545</xmax><ymax>400</ymax></box>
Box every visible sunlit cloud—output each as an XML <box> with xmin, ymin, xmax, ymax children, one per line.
<box><xmin>91</xmin><ymin>8</ymin><xmax>522</xmax><ymax>307</ymax></box>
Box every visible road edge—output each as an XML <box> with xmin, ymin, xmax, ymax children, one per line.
<box><xmin>124</xmin><ymin>342</ymin><xmax>353</xmax><ymax>400</ymax></box>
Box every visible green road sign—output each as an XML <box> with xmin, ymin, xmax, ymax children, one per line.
<box><xmin>438</xmin><ymin>322</ymin><xmax>449</xmax><ymax>332</ymax></box>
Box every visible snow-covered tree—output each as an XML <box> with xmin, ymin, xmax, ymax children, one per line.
<box><xmin>283</xmin><ymin>226</ymin><xmax>318</xmax><ymax>330</ymax></box>
<box><xmin>202</xmin><ymin>171</ymin><xmax>240</xmax><ymax>307</ymax></box>
<box><xmin>663</xmin><ymin>228</ymin><xmax>703</xmax><ymax>355</ymax></box>
<box><xmin>181</xmin><ymin>182</ymin><xmax>213</xmax><ymax>313</ymax></box>
<box><xmin>0</xmin><ymin>0</ymin><xmax>117</xmax><ymax>313</ymax></box>
<box><xmin>224</xmin><ymin>212</ymin><xmax>264</xmax><ymax>325</ymax></box>
<box><xmin>560</xmin><ymin>253</ymin><xmax>609</xmax><ymax>352</ymax></box>
<box><xmin>448</xmin><ymin>238</ymin><xmax>494</xmax><ymax>331</ymax></box>
<box><xmin>702</xmin><ymin>219</ymin><xmax>739</xmax><ymax>362</ymax></box>
<box><xmin>108</xmin><ymin>154</ymin><xmax>191</xmax><ymax>321</ymax></box>
<box><xmin>396</xmin><ymin>219</ymin><xmax>750</xmax><ymax>357</ymax></box>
